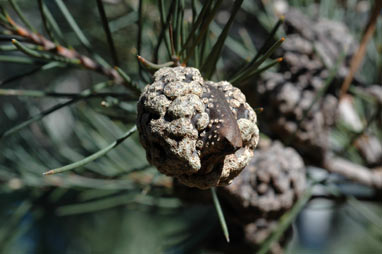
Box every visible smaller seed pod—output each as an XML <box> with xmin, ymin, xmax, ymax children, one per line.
<box><xmin>137</xmin><ymin>67</ymin><xmax>259</xmax><ymax>189</ymax></box>
<box><xmin>220</xmin><ymin>140</ymin><xmax>306</xmax><ymax>222</ymax></box>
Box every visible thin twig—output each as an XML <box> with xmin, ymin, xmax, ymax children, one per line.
<box><xmin>339</xmin><ymin>0</ymin><xmax>382</xmax><ymax>100</ymax></box>
<box><xmin>310</xmin><ymin>193</ymin><xmax>381</xmax><ymax>203</ymax></box>
<box><xmin>323</xmin><ymin>153</ymin><xmax>382</xmax><ymax>189</ymax></box>
<box><xmin>2</xmin><ymin>14</ymin><xmax>137</xmax><ymax>90</ymax></box>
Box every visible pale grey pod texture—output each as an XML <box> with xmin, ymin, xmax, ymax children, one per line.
<box><xmin>137</xmin><ymin>67</ymin><xmax>259</xmax><ymax>189</ymax></box>
<box><xmin>221</xmin><ymin>141</ymin><xmax>306</xmax><ymax>222</ymax></box>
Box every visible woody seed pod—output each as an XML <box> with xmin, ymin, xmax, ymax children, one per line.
<box><xmin>220</xmin><ymin>140</ymin><xmax>306</xmax><ymax>222</ymax></box>
<box><xmin>137</xmin><ymin>67</ymin><xmax>259</xmax><ymax>189</ymax></box>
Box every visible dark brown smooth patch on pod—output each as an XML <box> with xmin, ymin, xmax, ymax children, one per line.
<box><xmin>204</xmin><ymin>83</ymin><xmax>243</xmax><ymax>148</ymax></box>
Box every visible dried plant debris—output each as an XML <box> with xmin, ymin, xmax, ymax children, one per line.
<box><xmin>137</xmin><ymin>67</ymin><xmax>259</xmax><ymax>189</ymax></box>
<box><xmin>355</xmin><ymin>134</ymin><xmax>382</xmax><ymax>168</ymax></box>
<box><xmin>363</xmin><ymin>84</ymin><xmax>382</xmax><ymax>104</ymax></box>
<box><xmin>220</xmin><ymin>141</ymin><xmax>306</xmax><ymax>223</ymax></box>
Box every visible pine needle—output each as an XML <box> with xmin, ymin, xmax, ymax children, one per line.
<box><xmin>43</xmin><ymin>126</ymin><xmax>137</xmax><ymax>175</ymax></box>
<box><xmin>211</xmin><ymin>187</ymin><xmax>230</xmax><ymax>243</ymax></box>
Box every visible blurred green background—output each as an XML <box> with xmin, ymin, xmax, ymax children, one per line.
<box><xmin>0</xmin><ymin>0</ymin><xmax>381</xmax><ymax>253</ymax></box>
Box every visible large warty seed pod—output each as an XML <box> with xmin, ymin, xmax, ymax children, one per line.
<box><xmin>137</xmin><ymin>67</ymin><xmax>259</xmax><ymax>189</ymax></box>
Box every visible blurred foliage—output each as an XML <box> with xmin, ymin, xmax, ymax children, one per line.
<box><xmin>0</xmin><ymin>0</ymin><xmax>381</xmax><ymax>254</ymax></box>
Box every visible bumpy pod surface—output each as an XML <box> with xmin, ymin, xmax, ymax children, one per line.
<box><xmin>243</xmin><ymin>218</ymin><xmax>293</xmax><ymax>254</ymax></box>
<box><xmin>244</xmin><ymin>8</ymin><xmax>356</xmax><ymax>164</ymax></box>
<box><xmin>220</xmin><ymin>141</ymin><xmax>306</xmax><ymax>222</ymax></box>
<box><xmin>137</xmin><ymin>67</ymin><xmax>259</xmax><ymax>189</ymax></box>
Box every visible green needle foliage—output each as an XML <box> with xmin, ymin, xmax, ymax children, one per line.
<box><xmin>0</xmin><ymin>0</ymin><xmax>381</xmax><ymax>253</ymax></box>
